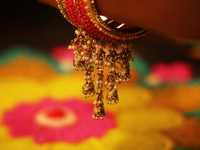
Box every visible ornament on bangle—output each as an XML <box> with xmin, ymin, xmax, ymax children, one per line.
<box><xmin>56</xmin><ymin>0</ymin><xmax>149</xmax><ymax>120</ymax></box>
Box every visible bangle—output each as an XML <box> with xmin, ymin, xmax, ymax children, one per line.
<box><xmin>75</xmin><ymin>0</ymin><xmax>113</xmax><ymax>39</ymax></box>
<box><xmin>56</xmin><ymin>0</ymin><xmax>76</xmax><ymax>27</ymax></box>
<box><xmin>56</xmin><ymin>0</ymin><xmax>149</xmax><ymax>120</ymax></box>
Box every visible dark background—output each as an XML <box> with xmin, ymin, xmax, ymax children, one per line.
<box><xmin>0</xmin><ymin>0</ymin><xmax>76</xmax><ymax>51</ymax></box>
<box><xmin>1</xmin><ymin>0</ymin><xmax>200</xmax><ymax>74</ymax></box>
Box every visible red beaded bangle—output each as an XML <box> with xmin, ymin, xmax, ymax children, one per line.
<box><xmin>56</xmin><ymin>0</ymin><xmax>76</xmax><ymax>26</ymax></box>
<box><xmin>75</xmin><ymin>0</ymin><xmax>116</xmax><ymax>40</ymax></box>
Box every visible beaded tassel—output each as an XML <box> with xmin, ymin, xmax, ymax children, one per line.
<box><xmin>93</xmin><ymin>69</ymin><xmax>105</xmax><ymax>119</ymax></box>
<box><xmin>69</xmin><ymin>27</ymin><xmax>133</xmax><ymax>120</ymax></box>
<box><xmin>82</xmin><ymin>64</ymin><xmax>95</xmax><ymax>98</ymax></box>
<box><xmin>104</xmin><ymin>42</ymin><xmax>119</xmax><ymax>105</ymax></box>
<box><xmin>82</xmin><ymin>34</ymin><xmax>96</xmax><ymax>98</ymax></box>
<box><xmin>70</xmin><ymin>29</ymin><xmax>86</xmax><ymax>71</ymax></box>
<box><xmin>92</xmin><ymin>40</ymin><xmax>106</xmax><ymax>119</ymax></box>
<box><xmin>118</xmin><ymin>42</ymin><xmax>133</xmax><ymax>83</ymax></box>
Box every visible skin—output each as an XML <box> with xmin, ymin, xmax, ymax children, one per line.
<box><xmin>38</xmin><ymin>0</ymin><xmax>200</xmax><ymax>41</ymax></box>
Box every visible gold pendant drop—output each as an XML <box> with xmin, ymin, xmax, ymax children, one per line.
<box><xmin>93</xmin><ymin>40</ymin><xmax>106</xmax><ymax>119</ymax></box>
<box><xmin>81</xmin><ymin>35</ymin><xmax>96</xmax><ymax>98</ymax></box>
<box><xmin>105</xmin><ymin>42</ymin><xmax>119</xmax><ymax>105</ymax></box>
<box><xmin>69</xmin><ymin>27</ymin><xmax>133</xmax><ymax>120</ymax></box>
<box><xmin>119</xmin><ymin>42</ymin><xmax>133</xmax><ymax>83</ymax></box>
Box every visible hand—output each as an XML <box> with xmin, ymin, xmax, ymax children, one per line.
<box><xmin>38</xmin><ymin>0</ymin><xmax>200</xmax><ymax>41</ymax></box>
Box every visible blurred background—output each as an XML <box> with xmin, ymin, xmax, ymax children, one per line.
<box><xmin>1</xmin><ymin>1</ymin><xmax>200</xmax><ymax>150</ymax></box>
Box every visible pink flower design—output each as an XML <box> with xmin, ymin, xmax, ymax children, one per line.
<box><xmin>51</xmin><ymin>46</ymin><xmax>75</xmax><ymax>61</ymax></box>
<box><xmin>150</xmin><ymin>61</ymin><xmax>192</xmax><ymax>82</ymax></box>
<box><xmin>2</xmin><ymin>98</ymin><xmax>116</xmax><ymax>144</ymax></box>
<box><xmin>51</xmin><ymin>46</ymin><xmax>75</xmax><ymax>71</ymax></box>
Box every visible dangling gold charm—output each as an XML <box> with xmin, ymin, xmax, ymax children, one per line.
<box><xmin>82</xmin><ymin>64</ymin><xmax>95</xmax><ymax>98</ymax></box>
<box><xmin>69</xmin><ymin>27</ymin><xmax>133</xmax><ymax>120</ymax></box>
<box><xmin>118</xmin><ymin>42</ymin><xmax>133</xmax><ymax>83</ymax></box>
<box><xmin>105</xmin><ymin>42</ymin><xmax>119</xmax><ymax>105</ymax></box>
<box><xmin>93</xmin><ymin>69</ymin><xmax>105</xmax><ymax>120</ymax></box>
<box><xmin>92</xmin><ymin>40</ymin><xmax>106</xmax><ymax>119</ymax></box>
